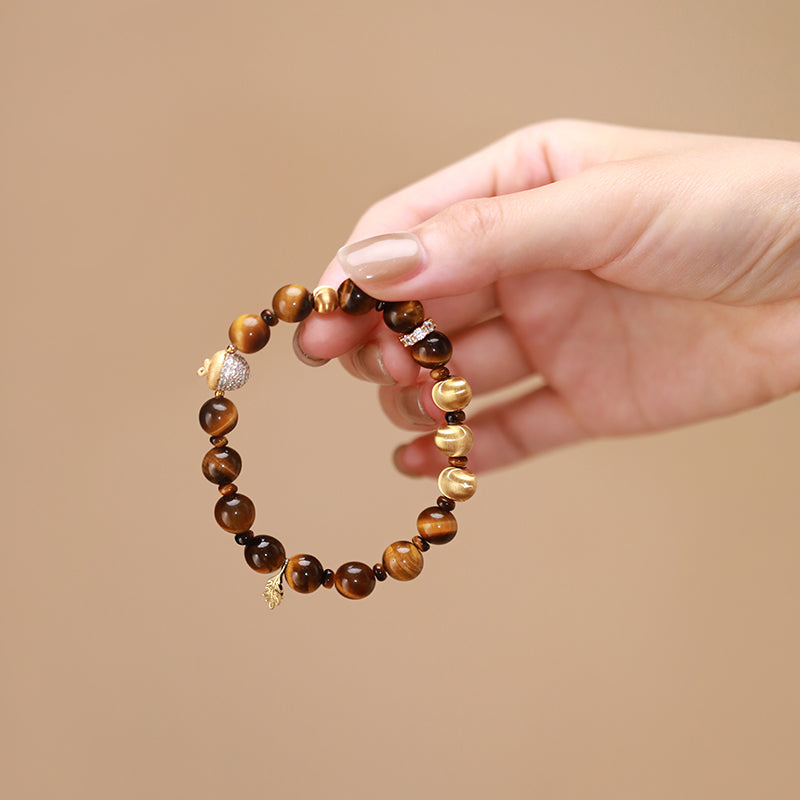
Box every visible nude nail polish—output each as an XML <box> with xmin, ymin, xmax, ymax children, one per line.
<box><xmin>292</xmin><ymin>324</ymin><xmax>329</xmax><ymax>367</ymax></box>
<box><xmin>395</xmin><ymin>385</ymin><xmax>435</xmax><ymax>426</ymax></box>
<box><xmin>352</xmin><ymin>342</ymin><xmax>396</xmax><ymax>385</ymax></box>
<box><xmin>337</xmin><ymin>232</ymin><xmax>423</xmax><ymax>284</ymax></box>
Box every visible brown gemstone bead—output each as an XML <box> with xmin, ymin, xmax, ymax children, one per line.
<box><xmin>410</xmin><ymin>331</ymin><xmax>452</xmax><ymax>368</ymax></box>
<box><xmin>285</xmin><ymin>554</ymin><xmax>325</xmax><ymax>594</ymax></box>
<box><xmin>214</xmin><ymin>493</ymin><xmax>256</xmax><ymax>533</ymax></box>
<box><xmin>430</xmin><ymin>366</ymin><xmax>450</xmax><ymax>382</ymax></box>
<box><xmin>373</xmin><ymin>563</ymin><xmax>388</xmax><ymax>581</ymax></box>
<box><xmin>272</xmin><ymin>284</ymin><xmax>314</xmax><ymax>323</ymax></box>
<box><xmin>202</xmin><ymin>446</ymin><xmax>242</xmax><ymax>485</ymax></box>
<box><xmin>219</xmin><ymin>482</ymin><xmax>238</xmax><ymax>496</ymax></box>
<box><xmin>412</xmin><ymin>535</ymin><xmax>430</xmax><ymax>553</ymax></box>
<box><xmin>383</xmin><ymin>300</ymin><xmax>425</xmax><ymax>333</ymax></box>
<box><xmin>383</xmin><ymin>540</ymin><xmax>424</xmax><ymax>581</ymax></box>
<box><xmin>322</xmin><ymin>568</ymin><xmax>335</xmax><ymax>588</ymax></box>
<box><xmin>417</xmin><ymin>506</ymin><xmax>457</xmax><ymax>545</ymax></box>
<box><xmin>228</xmin><ymin>314</ymin><xmax>271</xmax><ymax>353</ymax></box>
<box><xmin>234</xmin><ymin>531</ymin><xmax>252</xmax><ymax>545</ymax></box>
<box><xmin>437</xmin><ymin>495</ymin><xmax>456</xmax><ymax>511</ymax></box>
<box><xmin>445</xmin><ymin>410</ymin><xmax>466</xmax><ymax>425</ymax></box>
<box><xmin>260</xmin><ymin>309</ymin><xmax>279</xmax><ymax>326</ymax></box>
<box><xmin>334</xmin><ymin>561</ymin><xmax>377</xmax><ymax>599</ymax></box>
<box><xmin>313</xmin><ymin>286</ymin><xmax>339</xmax><ymax>314</ymax></box>
<box><xmin>199</xmin><ymin>396</ymin><xmax>238</xmax><ymax>437</ymax></box>
<box><xmin>448</xmin><ymin>456</ymin><xmax>468</xmax><ymax>467</ymax></box>
<box><xmin>209</xmin><ymin>435</ymin><xmax>228</xmax><ymax>447</ymax></box>
<box><xmin>244</xmin><ymin>535</ymin><xmax>286</xmax><ymax>573</ymax></box>
<box><xmin>337</xmin><ymin>279</ymin><xmax>377</xmax><ymax>315</ymax></box>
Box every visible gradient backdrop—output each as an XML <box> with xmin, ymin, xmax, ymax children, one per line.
<box><xmin>2</xmin><ymin>2</ymin><xmax>799</xmax><ymax>798</ymax></box>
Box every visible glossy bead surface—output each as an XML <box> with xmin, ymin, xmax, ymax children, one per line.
<box><xmin>228</xmin><ymin>314</ymin><xmax>271</xmax><ymax>353</ymax></box>
<box><xmin>272</xmin><ymin>284</ymin><xmax>314</xmax><ymax>323</ymax></box>
<box><xmin>219</xmin><ymin>482</ymin><xmax>238</xmax><ymax>496</ymax></box>
<box><xmin>449</xmin><ymin>456</ymin><xmax>468</xmax><ymax>467</ymax></box>
<box><xmin>434</xmin><ymin>424</ymin><xmax>473</xmax><ymax>457</ymax></box>
<box><xmin>334</xmin><ymin>561</ymin><xmax>376</xmax><ymax>599</ymax></box>
<box><xmin>432</xmin><ymin>376</ymin><xmax>472</xmax><ymax>412</ymax></box>
<box><xmin>430</xmin><ymin>367</ymin><xmax>450</xmax><ymax>382</ymax></box>
<box><xmin>445</xmin><ymin>410</ymin><xmax>466</xmax><ymax>424</ymax></box>
<box><xmin>214</xmin><ymin>493</ymin><xmax>256</xmax><ymax>533</ymax></box>
<box><xmin>202</xmin><ymin>446</ymin><xmax>242</xmax><ymax>484</ymax></box>
<box><xmin>417</xmin><ymin>506</ymin><xmax>458</xmax><ymax>545</ymax></box>
<box><xmin>373</xmin><ymin>563</ymin><xmax>387</xmax><ymax>581</ymax></box>
<box><xmin>410</xmin><ymin>331</ymin><xmax>452</xmax><ymax>368</ymax></box>
<box><xmin>234</xmin><ymin>531</ymin><xmax>252</xmax><ymax>546</ymax></box>
<box><xmin>438</xmin><ymin>467</ymin><xmax>477</xmax><ymax>502</ymax></box>
<box><xmin>209</xmin><ymin>435</ymin><xmax>228</xmax><ymax>447</ymax></box>
<box><xmin>338</xmin><ymin>279</ymin><xmax>376</xmax><ymax>315</ymax></box>
<box><xmin>199</xmin><ymin>397</ymin><xmax>238</xmax><ymax>437</ymax></box>
<box><xmin>322</xmin><ymin>569</ymin><xmax>335</xmax><ymax>588</ymax></box>
<box><xmin>313</xmin><ymin>286</ymin><xmax>339</xmax><ymax>314</ymax></box>
<box><xmin>260</xmin><ymin>309</ymin><xmax>279</xmax><ymax>326</ymax></box>
<box><xmin>412</xmin><ymin>535</ymin><xmax>430</xmax><ymax>553</ymax></box>
<box><xmin>244</xmin><ymin>535</ymin><xmax>286</xmax><ymax>573</ymax></box>
<box><xmin>437</xmin><ymin>495</ymin><xmax>456</xmax><ymax>511</ymax></box>
<box><xmin>383</xmin><ymin>540</ymin><xmax>424</xmax><ymax>581</ymax></box>
<box><xmin>285</xmin><ymin>554</ymin><xmax>325</xmax><ymax>593</ymax></box>
<box><xmin>383</xmin><ymin>300</ymin><xmax>424</xmax><ymax>333</ymax></box>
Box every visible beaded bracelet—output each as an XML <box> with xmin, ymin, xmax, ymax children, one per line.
<box><xmin>197</xmin><ymin>279</ymin><xmax>476</xmax><ymax>609</ymax></box>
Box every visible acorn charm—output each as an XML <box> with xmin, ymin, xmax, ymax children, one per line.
<box><xmin>198</xmin><ymin>349</ymin><xmax>250</xmax><ymax>392</ymax></box>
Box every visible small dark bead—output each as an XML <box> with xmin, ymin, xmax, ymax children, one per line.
<box><xmin>383</xmin><ymin>300</ymin><xmax>425</xmax><ymax>333</ymax></box>
<box><xmin>209</xmin><ymin>435</ymin><xmax>228</xmax><ymax>447</ymax></box>
<box><xmin>445</xmin><ymin>410</ymin><xmax>466</xmax><ymax>425</ymax></box>
<box><xmin>285</xmin><ymin>554</ymin><xmax>325</xmax><ymax>594</ymax></box>
<box><xmin>437</xmin><ymin>495</ymin><xmax>456</xmax><ymax>511</ymax></box>
<box><xmin>374</xmin><ymin>301</ymin><xmax>386</xmax><ymax>312</ymax></box>
<box><xmin>334</xmin><ymin>561</ymin><xmax>377</xmax><ymax>599</ymax></box>
<box><xmin>448</xmin><ymin>456</ymin><xmax>468</xmax><ymax>467</ymax></box>
<box><xmin>430</xmin><ymin>366</ymin><xmax>450</xmax><ymax>382</ymax></box>
<box><xmin>244</xmin><ymin>535</ymin><xmax>286</xmax><ymax>573</ymax></box>
<box><xmin>272</xmin><ymin>284</ymin><xmax>314</xmax><ymax>323</ymax></box>
<box><xmin>234</xmin><ymin>531</ymin><xmax>252</xmax><ymax>546</ymax></box>
<box><xmin>410</xmin><ymin>331</ymin><xmax>452</xmax><ymax>369</ymax></box>
<box><xmin>260</xmin><ymin>309</ymin><xmax>279</xmax><ymax>326</ymax></box>
<box><xmin>214</xmin><ymin>493</ymin><xmax>256</xmax><ymax>533</ymax></box>
<box><xmin>373</xmin><ymin>563</ymin><xmax>388</xmax><ymax>581</ymax></box>
<box><xmin>417</xmin><ymin>507</ymin><xmax>457</xmax><ymax>545</ymax></box>
<box><xmin>412</xmin><ymin>535</ymin><xmax>431</xmax><ymax>552</ymax></box>
<box><xmin>322</xmin><ymin>568</ymin><xmax>335</xmax><ymax>588</ymax></box>
<box><xmin>202</xmin><ymin>446</ymin><xmax>242</xmax><ymax>484</ymax></box>
<box><xmin>199</xmin><ymin>396</ymin><xmax>238</xmax><ymax>437</ymax></box>
<box><xmin>219</xmin><ymin>482</ymin><xmax>238</xmax><ymax>496</ymax></box>
<box><xmin>338</xmin><ymin>279</ymin><xmax>377</xmax><ymax>315</ymax></box>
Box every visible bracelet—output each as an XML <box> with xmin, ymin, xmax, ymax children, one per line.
<box><xmin>197</xmin><ymin>279</ymin><xmax>476</xmax><ymax>609</ymax></box>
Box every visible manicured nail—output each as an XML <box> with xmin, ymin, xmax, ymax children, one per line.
<box><xmin>392</xmin><ymin>444</ymin><xmax>422</xmax><ymax>478</ymax></box>
<box><xmin>395</xmin><ymin>385</ymin><xmax>435</xmax><ymax>426</ymax></box>
<box><xmin>352</xmin><ymin>343</ymin><xmax>396</xmax><ymax>385</ymax></box>
<box><xmin>337</xmin><ymin>232</ymin><xmax>423</xmax><ymax>284</ymax></box>
<box><xmin>292</xmin><ymin>323</ymin><xmax>329</xmax><ymax>367</ymax></box>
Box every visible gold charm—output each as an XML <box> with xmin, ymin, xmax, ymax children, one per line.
<box><xmin>262</xmin><ymin>560</ymin><xmax>288</xmax><ymax>609</ymax></box>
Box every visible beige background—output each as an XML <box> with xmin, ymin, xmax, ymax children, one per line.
<box><xmin>2</xmin><ymin>1</ymin><xmax>799</xmax><ymax>798</ymax></box>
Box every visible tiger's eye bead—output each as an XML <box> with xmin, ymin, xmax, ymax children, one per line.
<box><xmin>383</xmin><ymin>300</ymin><xmax>425</xmax><ymax>333</ymax></box>
<box><xmin>219</xmin><ymin>482</ymin><xmax>238</xmax><ymax>496</ymax></box>
<box><xmin>434</xmin><ymin>424</ymin><xmax>473</xmax><ymax>457</ymax></box>
<box><xmin>373</xmin><ymin>563</ymin><xmax>387</xmax><ymax>581</ymax></box>
<box><xmin>202</xmin><ymin>446</ymin><xmax>242</xmax><ymax>484</ymax></box>
<box><xmin>272</xmin><ymin>284</ymin><xmax>314</xmax><ymax>323</ymax></box>
<box><xmin>209</xmin><ymin>435</ymin><xmax>228</xmax><ymax>447</ymax></box>
<box><xmin>228</xmin><ymin>314</ymin><xmax>271</xmax><ymax>353</ymax></box>
<box><xmin>438</xmin><ymin>467</ymin><xmax>477</xmax><ymax>502</ymax></box>
<box><xmin>412</xmin><ymin>535</ymin><xmax>430</xmax><ymax>553</ymax></box>
<box><xmin>285</xmin><ymin>554</ymin><xmax>325</xmax><ymax>593</ymax></box>
<box><xmin>432</xmin><ymin>376</ymin><xmax>472</xmax><ymax>412</ymax></box>
<box><xmin>322</xmin><ymin>568</ymin><xmax>335</xmax><ymax>588</ymax></box>
<box><xmin>445</xmin><ymin>410</ymin><xmax>466</xmax><ymax>425</ymax></box>
<box><xmin>383</xmin><ymin>540</ymin><xmax>424</xmax><ymax>581</ymax></box>
<box><xmin>417</xmin><ymin>506</ymin><xmax>458</xmax><ymax>545</ymax></box>
<box><xmin>214</xmin><ymin>493</ymin><xmax>256</xmax><ymax>533</ymax></box>
<box><xmin>437</xmin><ymin>495</ymin><xmax>456</xmax><ymax>511</ymax></box>
<box><xmin>313</xmin><ymin>286</ymin><xmax>339</xmax><ymax>314</ymax></box>
<box><xmin>334</xmin><ymin>561</ymin><xmax>377</xmax><ymax>599</ymax></box>
<box><xmin>448</xmin><ymin>456</ymin><xmax>468</xmax><ymax>467</ymax></box>
<box><xmin>234</xmin><ymin>531</ymin><xmax>252</xmax><ymax>546</ymax></box>
<box><xmin>260</xmin><ymin>309</ymin><xmax>279</xmax><ymax>326</ymax></box>
<box><xmin>199</xmin><ymin>396</ymin><xmax>238</xmax><ymax>437</ymax></box>
<box><xmin>410</xmin><ymin>331</ymin><xmax>452</xmax><ymax>368</ymax></box>
<box><xmin>244</xmin><ymin>535</ymin><xmax>286</xmax><ymax>573</ymax></box>
<box><xmin>430</xmin><ymin>366</ymin><xmax>450</xmax><ymax>382</ymax></box>
<box><xmin>338</xmin><ymin>279</ymin><xmax>377</xmax><ymax>315</ymax></box>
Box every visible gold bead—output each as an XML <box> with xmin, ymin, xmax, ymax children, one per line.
<box><xmin>431</xmin><ymin>376</ymin><xmax>472</xmax><ymax>412</ymax></box>
<box><xmin>437</xmin><ymin>467</ymin><xmax>477</xmax><ymax>502</ymax></box>
<box><xmin>313</xmin><ymin>286</ymin><xmax>339</xmax><ymax>314</ymax></box>
<box><xmin>434</xmin><ymin>424</ymin><xmax>473</xmax><ymax>457</ymax></box>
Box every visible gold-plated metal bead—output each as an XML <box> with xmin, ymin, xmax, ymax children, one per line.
<box><xmin>434</xmin><ymin>424</ymin><xmax>473</xmax><ymax>457</ymax></box>
<box><xmin>437</xmin><ymin>466</ymin><xmax>477</xmax><ymax>502</ymax></box>
<box><xmin>431</xmin><ymin>376</ymin><xmax>472</xmax><ymax>412</ymax></box>
<box><xmin>313</xmin><ymin>286</ymin><xmax>339</xmax><ymax>314</ymax></box>
<box><xmin>197</xmin><ymin>350</ymin><xmax>250</xmax><ymax>391</ymax></box>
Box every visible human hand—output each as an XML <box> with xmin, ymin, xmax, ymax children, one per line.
<box><xmin>299</xmin><ymin>120</ymin><xmax>800</xmax><ymax>476</ymax></box>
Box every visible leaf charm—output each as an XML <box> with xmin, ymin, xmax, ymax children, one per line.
<box><xmin>262</xmin><ymin>561</ymin><xmax>288</xmax><ymax>609</ymax></box>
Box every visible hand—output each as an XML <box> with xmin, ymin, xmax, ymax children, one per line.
<box><xmin>299</xmin><ymin>120</ymin><xmax>800</xmax><ymax>476</ymax></box>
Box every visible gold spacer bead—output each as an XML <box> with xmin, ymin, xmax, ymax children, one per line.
<box><xmin>432</xmin><ymin>376</ymin><xmax>472</xmax><ymax>412</ymax></box>
<box><xmin>313</xmin><ymin>286</ymin><xmax>339</xmax><ymax>314</ymax></box>
<box><xmin>434</xmin><ymin>424</ymin><xmax>473</xmax><ymax>457</ymax></box>
<box><xmin>437</xmin><ymin>466</ymin><xmax>477</xmax><ymax>502</ymax></box>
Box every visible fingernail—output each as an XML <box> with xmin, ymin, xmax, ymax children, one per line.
<box><xmin>395</xmin><ymin>385</ymin><xmax>435</xmax><ymax>426</ymax></box>
<box><xmin>352</xmin><ymin>342</ymin><xmax>396</xmax><ymax>385</ymax></box>
<box><xmin>392</xmin><ymin>444</ymin><xmax>422</xmax><ymax>478</ymax></box>
<box><xmin>292</xmin><ymin>323</ymin><xmax>329</xmax><ymax>367</ymax></box>
<box><xmin>337</xmin><ymin>232</ymin><xmax>423</xmax><ymax>284</ymax></box>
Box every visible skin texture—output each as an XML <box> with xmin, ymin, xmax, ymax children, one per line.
<box><xmin>299</xmin><ymin>120</ymin><xmax>800</xmax><ymax>476</ymax></box>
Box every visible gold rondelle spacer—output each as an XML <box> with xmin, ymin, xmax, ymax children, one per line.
<box><xmin>432</xmin><ymin>376</ymin><xmax>472</xmax><ymax>412</ymax></box>
<box><xmin>313</xmin><ymin>286</ymin><xmax>339</xmax><ymax>314</ymax></box>
<box><xmin>438</xmin><ymin>466</ymin><xmax>477</xmax><ymax>502</ymax></box>
<box><xmin>434</xmin><ymin>424</ymin><xmax>473</xmax><ymax>457</ymax></box>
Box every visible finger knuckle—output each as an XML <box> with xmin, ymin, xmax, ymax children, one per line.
<box><xmin>440</xmin><ymin>197</ymin><xmax>504</xmax><ymax>241</ymax></box>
